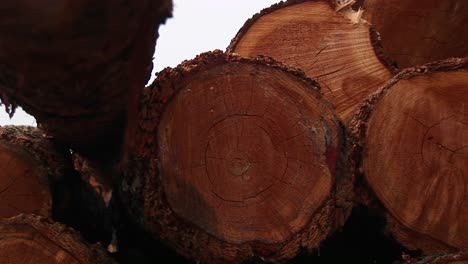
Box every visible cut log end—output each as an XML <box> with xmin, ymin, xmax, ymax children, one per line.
<box><xmin>0</xmin><ymin>214</ymin><xmax>115</xmax><ymax>264</ymax></box>
<box><xmin>122</xmin><ymin>51</ymin><xmax>352</xmax><ymax>262</ymax></box>
<box><xmin>362</xmin><ymin>0</ymin><xmax>468</xmax><ymax>68</ymax></box>
<box><xmin>228</xmin><ymin>0</ymin><xmax>395</xmax><ymax>124</ymax></box>
<box><xmin>0</xmin><ymin>126</ymin><xmax>71</xmax><ymax>219</ymax></box>
<box><xmin>351</xmin><ymin>58</ymin><xmax>468</xmax><ymax>252</ymax></box>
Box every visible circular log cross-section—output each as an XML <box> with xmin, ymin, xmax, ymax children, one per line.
<box><xmin>0</xmin><ymin>126</ymin><xmax>70</xmax><ymax>219</ymax></box>
<box><xmin>0</xmin><ymin>214</ymin><xmax>115</xmax><ymax>264</ymax></box>
<box><xmin>228</xmin><ymin>0</ymin><xmax>396</xmax><ymax>123</ymax></box>
<box><xmin>362</xmin><ymin>0</ymin><xmax>468</xmax><ymax>68</ymax></box>
<box><xmin>122</xmin><ymin>51</ymin><xmax>350</xmax><ymax>262</ymax></box>
<box><xmin>351</xmin><ymin>58</ymin><xmax>468</xmax><ymax>252</ymax></box>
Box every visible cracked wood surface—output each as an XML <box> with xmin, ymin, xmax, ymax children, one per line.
<box><xmin>0</xmin><ymin>0</ymin><xmax>172</xmax><ymax>152</ymax></box>
<box><xmin>361</xmin><ymin>0</ymin><xmax>468</xmax><ymax>68</ymax></box>
<box><xmin>0</xmin><ymin>214</ymin><xmax>115</xmax><ymax>264</ymax></box>
<box><xmin>228</xmin><ymin>0</ymin><xmax>396</xmax><ymax>124</ymax></box>
<box><xmin>121</xmin><ymin>51</ymin><xmax>352</xmax><ymax>263</ymax></box>
<box><xmin>351</xmin><ymin>58</ymin><xmax>468</xmax><ymax>252</ymax></box>
<box><xmin>0</xmin><ymin>126</ymin><xmax>71</xmax><ymax>219</ymax></box>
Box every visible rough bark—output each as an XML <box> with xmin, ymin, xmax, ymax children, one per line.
<box><xmin>0</xmin><ymin>214</ymin><xmax>116</xmax><ymax>264</ymax></box>
<box><xmin>361</xmin><ymin>0</ymin><xmax>468</xmax><ymax>68</ymax></box>
<box><xmin>227</xmin><ymin>0</ymin><xmax>396</xmax><ymax>124</ymax></box>
<box><xmin>0</xmin><ymin>126</ymin><xmax>71</xmax><ymax>219</ymax></box>
<box><xmin>350</xmin><ymin>58</ymin><xmax>468</xmax><ymax>253</ymax></box>
<box><xmin>0</xmin><ymin>0</ymin><xmax>172</xmax><ymax>152</ymax></box>
<box><xmin>120</xmin><ymin>51</ymin><xmax>352</xmax><ymax>263</ymax></box>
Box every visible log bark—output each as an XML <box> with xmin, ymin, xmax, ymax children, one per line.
<box><xmin>0</xmin><ymin>214</ymin><xmax>115</xmax><ymax>264</ymax></box>
<box><xmin>0</xmin><ymin>0</ymin><xmax>172</xmax><ymax>152</ymax></box>
<box><xmin>0</xmin><ymin>126</ymin><xmax>71</xmax><ymax>219</ymax></box>
<box><xmin>350</xmin><ymin>58</ymin><xmax>468</xmax><ymax>253</ymax></box>
<box><xmin>227</xmin><ymin>0</ymin><xmax>396</xmax><ymax>124</ymax></box>
<box><xmin>120</xmin><ymin>51</ymin><xmax>352</xmax><ymax>263</ymax></box>
<box><xmin>361</xmin><ymin>0</ymin><xmax>468</xmax><ymax>68</ymax></box>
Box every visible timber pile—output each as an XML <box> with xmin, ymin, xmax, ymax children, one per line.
<box><xmin>0</xmin><ymin>0</ymin><xmax>466</xmax><ymax>263</ymax></box>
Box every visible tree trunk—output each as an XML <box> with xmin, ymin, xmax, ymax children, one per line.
<box><xmin>0</xmin><ymin>126</ymin><xmax>71</xmax><ymax>219</ymax></box>
<box><xmin>351</xmin><ymin>58</ymin><xmax>468</xmax><ymax>253</ymax></box>
<box><xmin>0</xmin><ymin>0</ymin><xmax>172</xmax><ymax>152</ymax></box>
<box><xmin>120</xmin><ymin>51</ymin><xmax>352</xmax><ymax>263</ymax></box>
<box><xmin>227</xmin><ymin>0</ymin><xmax>396</xmax><ymax>124</ymax></box>
<box><xmin>0</xmin><ymin>214</ymin><xmax>115</xmax><ymax>264</ymax></box>
<box><xmin>361</xmin><ymin>0</ymin><xmax>468</xmax><ymax>68</ymax></box>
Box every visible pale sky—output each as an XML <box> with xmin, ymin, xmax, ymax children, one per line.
<box><xmin>0</xmin><ymin>0</ymin><xmax>281</xmax><ymax>126</ymax></box>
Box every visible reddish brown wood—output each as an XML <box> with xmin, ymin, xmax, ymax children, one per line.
<box><xmin>228</xmin><ymin>0</ymin><xmax>396</xmax><ymax>124</ymax></box>
<box><xmin>0</xmin><ymin>126</ymin><xmax>71</xmax><ymax>219</ymax></box>
<box><xmin>351</xmin><ymin>58</ymin><xmax>468</xmax><ymax>253</ymax></box>
<box><xmin>120</xmin><ymin>51</ymin><xmax>352</xmax><ymax>263</ymax></box>
<box><xmin>361</xmin><ymin>0</ymin><xmax>468</xmax><ymax>68</ymax></box>
<box><xmin>0</xmin><ymin>0</ymin><xmax>172</xmax><ymax>152</ymax></box>
<box><xmin>0</xmin><ymin>214</ymin><xmax>116</xmax><ymax>264</ymax></box>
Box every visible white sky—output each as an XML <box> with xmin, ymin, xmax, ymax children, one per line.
<box><xmin>0</xmin><ymin>0</ymin><xmax>281</xmax><ymax>126</ymax></box>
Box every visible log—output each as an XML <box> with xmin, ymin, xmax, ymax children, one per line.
<box><xmin>0</xmin><ymin>126</ymin><xmax>71</xmax><ymax>219</ymax></box>
<box><xmin>361</xmin><ymin>0</ymin><xmax>468</xmax><ymax>68</ymax></box>
<box><xmin>410</xmin><ymin>251</ymin><xmax>468</xmax><ymax>264</ymax></box>
<box><xmin>227</xmin><ymin>0</ymin><xmax>396</xmax><ymax>124</ymax></box>
<box><xmin>351</xmin><ymin>58</ymin><xmax>468</xmax><ymax>253</ymax></box>
<box><xmin>0</xmin><ymin>0</ymin><xmax>172</xmax><ymax>151</ymax></box>
<box><xmin>120</xmin><ymin>51</ymin><xmax>352</xmax><ymax>262</ymax></box>
<box><xmin>0</xmin><ymin>214</ymin><xmax>115</xmax><ymax>264</ymax></box>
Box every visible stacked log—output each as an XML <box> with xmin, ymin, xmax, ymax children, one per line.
<box><xmin>121</xmin><ymin>51</ymin><xmax>352</xmax><ymax>262</ymax></box>
<box><xmin>0</xmin><ymin>214</ymin><xmax>115</xmax><ymax>264</ymax></box>
<box><xmin>0</xmin><ymin>0</ymin><xmax>172</xmax><ymax>153</ymax></box>
<box><xmin>0</xmin><ymin>126</ymin><xmax>71</xmax><ymax>219</ymax></box>
<box><xmin>351</xmin><ymin>58</ymin><xmax>468</xmax><ymax>253</ymax></box>
<box><xmin>228</xmin><ymin>0</ymin><xmax>397</xmax><ymax>123</ymax></box>
<box><xmin>361</xmin><ymin>0</ymin><xmax>468</xmax><ymax>68</ymax></box>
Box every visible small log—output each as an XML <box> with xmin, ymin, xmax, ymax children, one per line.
<box><xmin>0</xmin><ymin>0</ymin><xmax>172</xmax><ymax>151</ymax></box>
<box><xmin>351</xmin><ymin>58</ymin><xmax>468</xmax><ymax>253</ymax></box>
<box><xmin>0</xmin><ymin>214</ymin><xmax>115</xmax><ymax>264</ymax></box>
<box><xmin>0</xmin><ymin>126</ymin><xmax>71</xmax><ymax>219</ymax></box>
<box><xmin>228</xmin><ymin>0</ymin><xmax>396</xmax><ymax>124</ymax></box>
<box><xmin>120</xmin><ymin>51</ymin><xmax>352</xmax><ymax>263</ymax></box>
<box><xmin>361</xmin><ymin>0</ymin><xmax>468</xmax><ymax>68</ymax></box>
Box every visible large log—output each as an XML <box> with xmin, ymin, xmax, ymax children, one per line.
<box><xmin>351</xmin><ymin>58</ymin><xmax>468</xmax><ymax>253</ymax></box>
<box><xmin>0</xmin><ymin>214</ymin><xmax>115</xmax><ymax>264</ymax></box>
<box><xmin>0</xmin><ymin>126</ymin><xmax>71</xmax><ymax>219</ymax></box>
<box><xmin>361</xmin><ymin>0</ymin><xmax>468</xmax><ymax>68</ymax></box>
<box><xmin>227</xmin><ymin>0</ymin><xmax>396</xmax><ymax>124</ymax></box>
<box><xmin>0</xmin><ymin>0</ymin><xmax>172</xmax><ymax>151</ymax></box>
<box><xmin>120</xmin><ymin>51</ymin><xmax>352</xmax><ymax>262</ymax></box>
